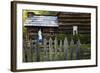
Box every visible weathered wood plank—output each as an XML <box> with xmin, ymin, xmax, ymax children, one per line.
<box><xmin>43</xmin><ymin>39</ymin><xmax>48</xmax><ymax>61</ymax></box>
<box><xmin>70</xmin><ymin>39</ymin><xmax>74</xmax><ymax>60</ymax></box>
<box><xmin>64</xmin><ymin>37</ymin><xmax>68</xmax><ymax>60</ymax></box>
<box><xmin>54</xmin><ymin>37</ymin><xmax>58</xmax><ymax>60</ymax></box>
<box><xmin>49</xmin><ymin>38</ymin><xmax>53</xmax><ymax>61</ymax></box>
<box><xmin>76</xmin><ymin>39</ymin><xmax>81</xmax><ymax>59</ymax></box>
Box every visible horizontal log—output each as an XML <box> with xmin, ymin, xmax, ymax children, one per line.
<box><xmin>58</xmin><ymin>14</ymin><xmax>90</xmax><ymax>17</ymax></box>
<box><xmin>58</xmin><ymin>12</ymin><xmax>90</xmax><ymax>15</ymax></box>
<box><xmin>59</xmin><ymin>23</ymin><xmax>90</xmax><ymax>26</ymax></box>
<box><xmin>58</xmin><ymin>12</ymin><xmax>90</xmax><ymax>16</ymax></box>
<box><xmin>59</xmin><ymin>27</ymin><xmax>90</xmax><ymax>30</ymax></box>
<box><xmin>58</xmin><ymin>17</ymin><xmax>90</xmax><ymax>19</ymax></box>
<box><xmin>59</xmin><ymin>21</ymin><xmax>90</xmax><ymax>23</ymax></box>
<box><xmin>58</xmin><ymin>19</ymin><xmax>90</xmax><ymax>22</ymax></box>
<box><xmin>58</xmin><ymin>30</ymin><xmax>90</xmax><ymax>34</ymax></box>
<box><xmin>59</xmin><ymin>25</ymin><xmax>90</xmax><ymax>28</ymax></box>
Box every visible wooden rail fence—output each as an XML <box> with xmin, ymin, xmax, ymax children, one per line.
<box><xmin>23</xmin><ymin>37</ymin><xmax>90</xmax><ymax>62</ymax></box>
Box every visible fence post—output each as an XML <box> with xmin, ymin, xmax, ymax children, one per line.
<box><xmin>64</xmin><ymin>37</ymin><xmax>68</xmax><ymax>60</ymax></box>
<box><xmin>70</xmin><ymin>39</ymin><xmax>74</xmax><ymax>60</ymax></box>
<box><xmin>23</xmin><ymin>40</ymin><xmax>27</xmax><ymax>62</ymax></box>
<box><xmin>31</xmin><ymin>40</ymin><xmax>36</xmax><ymax>62</ymax></box>
<box><xmin>58</xmin><ymin>40</ymin><xmax>62</xmax><ymax>60</ymax></box>
<box><xmin>60</xmin><ymin>40</ymin><xmax>63</xmax><ymax>52</ymax></box>
<box><xmin>23</xmin><ymin>48</ymin><xmax>27</xmax><ymax>62</ymax></box>
<box><xmin>36</xmin><ymin>40</ymin><xmax>40</xmax><ymax>62</ymax></box>
<box><xmin>49</xmin><ymin>37</ymin><xmax>53</xmax><ymax>61</ymax></box>
<box><xmin>76</xmin><ymin>39</ymin><xmax>81</xmax><ymax>59</ymax></box>
<box><xmin>54</xmin><ymin>37</ymin><xmax>58</xmax><ymax>60</ymax></box>
<box><xmin>43</xmin><ymin>39</ymin><xmax>48</xmax><ymax>61</ymax></box>
<box><xmin>24</xmin><ymin>40</ymin><xmax>32</xmax><ymax>62</ymax></box>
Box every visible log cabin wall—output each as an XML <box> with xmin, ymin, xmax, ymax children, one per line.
<box><xmin>25</xmin><ymin>26</ymin><xmax>58</xmax><ymax>39</ymax></box>
<box><xmin>25</xmin><ymin>12</ymin><xmax>91</xmax><ymax>40</ymax></box>
<box><xmin>58</xmin><ymin>12</ymin><xmax>91</xmax><ymax>34</ymax></box>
